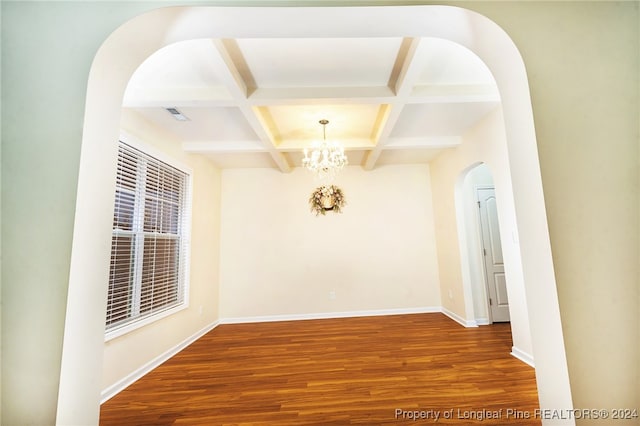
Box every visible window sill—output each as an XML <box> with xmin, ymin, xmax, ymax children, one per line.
<box><xmin>104</xmin><ymin>303</ymin><xmax>189</xmax><ymax>342</ymax></box>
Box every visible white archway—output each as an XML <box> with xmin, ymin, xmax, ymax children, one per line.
<box><xmin>456</xmin><ymin>162</ymin><xmax>510</xmax><ymax>327</ymax></box>
<box><xmin>58</xmin><ymin>5</ymin><xmax>573</xmax><ymax>424</ymax></box>
<box><xmin>455</xmin><ymin>162</ymin><xmax>492</xmax><ymax>324</ymax></box>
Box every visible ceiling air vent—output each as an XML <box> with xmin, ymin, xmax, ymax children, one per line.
<box><xmin>165</xmin><ymin>107</ymin><xmax>189</xmax><ymax>121</ymax></box>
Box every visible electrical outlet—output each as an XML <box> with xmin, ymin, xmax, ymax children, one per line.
<box><xmin>448</xmin><ymin>289</ymin><xmax>453</xmax><ymax>300</ymax></box>
<box><xmin>329</xmin><ymin>291</ymin><xmax>336</xmax><ymax>300</ymax></box>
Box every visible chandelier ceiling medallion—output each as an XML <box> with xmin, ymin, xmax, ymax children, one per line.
<box><xmin>302</xmin><ymin>119</ymin><xmax>348</xmax><ymax>181</ymax></box>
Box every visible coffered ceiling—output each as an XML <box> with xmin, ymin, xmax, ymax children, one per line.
<box><xmin>123</xmin><ymin>35</ymin><xmax>500</xmax><ymax>171</ymax></box>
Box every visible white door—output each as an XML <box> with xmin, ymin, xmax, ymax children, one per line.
<box><xmin>477</xmin><ymin>188</ymin><xmax>510</xmax><ymax>323</ymax></box>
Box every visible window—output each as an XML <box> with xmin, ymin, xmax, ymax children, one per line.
<box><xmin>106</xmin><ymin>140</ymin><xmax>191</xmax><ymax>337</ymax></box>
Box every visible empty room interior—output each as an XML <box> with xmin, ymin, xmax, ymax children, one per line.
<box><xmin>99</xmin><ymin>20</ymin><xmax>540</xmax><ymax>423</ymax></box>
<box><xmin>1</xmin><ymin>2</ymin><xmax>638</xmax><ymax>426</ymax></box>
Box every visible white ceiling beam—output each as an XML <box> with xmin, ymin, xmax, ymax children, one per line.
<box><xmin>248</xmin><ymin>86</ymin><xmax>395</xmax><ymax>105</ymax></box>
<box><xmin>382</xmin><ymin>136</ymin><xmax>462</xmax><ymax>149</ymax></box>
<box><xmin>364</xmin><ymin>37</ymin><xmax>427</xmax><ymax>170</ymax></box>
<box><xmin>275</xmin><ymin>137</ymin><xmax>375</xmax><ymax>151</ymax></box>
<box><xmin>123</xmin><ymin>83</ymin><xmax>498</xmax><ymax>109</ymax></box>
<box><xmin>210</xmin><ymin>39</ymin><xmax>250</xmax><ymax>98</ymax></box>
<box><xmin>389</xmin><ymin>38</ymin><xmax>424</xmax><ymax>97</ymax></box>
<box><xmin>209</xmin><ymin>39</ymin><xmax>292</xmax><ymax>172</ymax></box>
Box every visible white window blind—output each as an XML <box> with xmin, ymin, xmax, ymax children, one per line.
<box><xmin>106</xmin><ymin>141</ymin><xmax>190</xmax><ymax>335</ymax></box>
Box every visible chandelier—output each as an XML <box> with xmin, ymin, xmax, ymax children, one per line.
<box><xmin>302</xmin><ymin>119</ymin><xmax>348</xmax><ymax>180</ymax></box>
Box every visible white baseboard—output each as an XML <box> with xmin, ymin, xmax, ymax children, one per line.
<box><xmin>220</xmin><ymin>306</ymin><xmax>441</xmax><ymax>324</ymax></box>
<box><xmin>100</xmin><ymin>320</ymin><xmax>220</xmax><ymax>404</ymax></box>
<box><xmin>475</xmin><ymin>318</ymin><xmax>491</xmax><ymax>326</ymax></box>
<box><xmin>511</xmin><ymin>346</ymin><xmax>535</xmax><ymax>367</ymax></box>
<box><xmin>441</xmin><ymin>308</ymin><xmax>479</xmax><ymax>328</ymax></box>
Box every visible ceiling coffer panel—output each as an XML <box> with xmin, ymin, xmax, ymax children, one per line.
<box><xmin>235</xmin><ymin>38</ymin><xmax>405</xmax><ymax>88</ymax></box>
<box><xmin>259</xmin><ymin>104</ymin><xmax>381</xmax><ymax>148</ymax></box>
<box><xmin>121</xmin><ymin>35</ymin><xmax>500</xmax><ymax>170</ymax></box>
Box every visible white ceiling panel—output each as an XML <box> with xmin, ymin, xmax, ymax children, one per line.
<box><xmin>417</xmin><ymin>38</ymin><xmax>496</xmax><ymax>86</ymax></box>
<box><xmin>263</xmin><ymin>104</ymin><xmax>381</xmax><ymax>146</ymax></box>
<box><xmin>127</xmin><ymin>39</ymin><xmax>225</xmax><ymax>90</ymax></box>
<box><xmin>236</xmin><ymin>38</ymin><xmax>403</xmax><ymax>88</ymax></box>
<box><xmin>390</xmin><ymin>103</ymin><xmax>499</xmax><ymax>138</ymax></box>
<box><xmin>132</xmin><ymin>107</ymin><xmax>261</xmax><ymax>143</ymax></box>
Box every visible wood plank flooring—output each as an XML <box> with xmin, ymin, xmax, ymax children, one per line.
<box><xmin>100</xmin><ymin>313</ymin><xmax>540</xmax><ymax>425</ymax></box>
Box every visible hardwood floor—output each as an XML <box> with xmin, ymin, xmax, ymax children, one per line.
<box><xmin>100</xmin><ymin>313</ymin><xmax>540</xmax><ymax>425</ymax></box>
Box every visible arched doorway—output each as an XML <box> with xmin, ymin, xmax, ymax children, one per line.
<box><xmin>58</xmin><ymin>5</ymin><xmax>573</xmax><ymax>423</ymax></box>
<box><xmin>443</xmin><ymin>120</ymin><xmax>535</xmax><ymax>368</ymax></box>
<box><xmin>459</xmin><ymin>163</ymin><xmax>502</xmax><ymax>325</ymax></box>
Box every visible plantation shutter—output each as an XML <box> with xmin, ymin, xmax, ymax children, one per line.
<box><xmin>106</xmin><ymin>141</ymin><xmax>190</xmax><ymax>332</ymax></box>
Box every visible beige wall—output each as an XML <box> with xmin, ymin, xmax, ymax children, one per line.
<box><xmin>219</xmin><ymin>165</ymin><xmax>441</xmax><ymax>320</ymax></box>
<box><xmin>468</xmin><ymin>2</ymin><xmax>639</xmax><ymax>418</ymax></box>
<box><xmin>100</xmin><ymin>111</ymin><xmax>222</xmax><ymax>393</ymax></box>
<box><xmin>430</xmin><ymin>107</ymin><xmax>533</xmax><ymax>360</ymax></box>
<box><xmin>1</xmin><ymin>2</ymin><xmax>638</xmax><ymax>425</ymax></box>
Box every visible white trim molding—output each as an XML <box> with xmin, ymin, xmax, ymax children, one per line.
<box><xmin>100</xmin><ymin>320</ymin><xmax>220</xmax><ymax>404</ymax></box>
<box><xmin>220</xmin><ymin>306</ymin><xmax>441</xmax><ymax>325</ymax></box>
<box><xmin>511</xmin><ymin>346</ymin><xmax>535</xmax><ymax>367</ymax></box>
<box><xmin>475</xmin><ymin>318</ymin><xmax>491</xmax><ymax>326</ymax></box>
<box><xmin>441</xmin><ymin>307</ymin><xmax>479</xmax><ymax>328</ymax></box>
